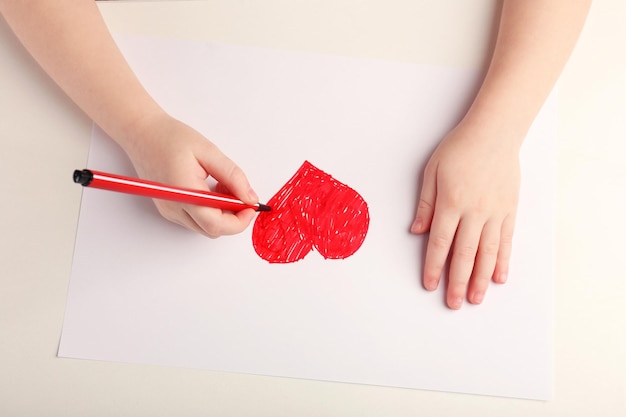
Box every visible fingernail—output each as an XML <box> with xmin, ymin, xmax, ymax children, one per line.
<box><xmin>424</xmin><ymin>278</ymin><xmax>437</xmax><ymax>291</ymax></box>
<box><xmin>449</xmin><ymin>297</ymin><xmax>463</xmax><ymax>310</ymax></box>
<box><xmin>496</xmin><ymin>272</ymin><xmax>508</xmax><ymax>284</ymax></box>
<box><xmin>472</xmin><ymin>292</ymin><xmax>484</xmax><ymax>304</ymax></box>
<box><xmin>411</xmin><ymin>218</ymin><xmax>423</xmax><ymax>233</ymax></box>
<box><xmin>248</xmin><ymin>188</ymin><xmax>259</xmax><ymax>202</ymax></box>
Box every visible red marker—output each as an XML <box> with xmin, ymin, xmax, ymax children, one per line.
<box><xmin>73</xmin><ymin>169</ymin><xmax>271</xmax><ymax>212</ymax></box>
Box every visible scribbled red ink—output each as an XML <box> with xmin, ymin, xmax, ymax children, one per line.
<box><xmin>252</xmin><ymin>161</ymin><xmax>370</xmax><ymax>263</ymax></box>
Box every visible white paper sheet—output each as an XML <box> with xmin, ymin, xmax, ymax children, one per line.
<box><xmin>59</xmin><ymin>35</ymin><xmax>555</xmax><ymax>399</ymax></box>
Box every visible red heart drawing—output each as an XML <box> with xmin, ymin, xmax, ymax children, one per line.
<box><xmin>252</xmin><ymin>161</ymin><xmax>370</xmax><ymax>263</ymax></box>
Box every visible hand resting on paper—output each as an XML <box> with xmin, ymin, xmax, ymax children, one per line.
<box><xmin>411</xmin><ymin>120</ymin><xmax>521</xmax><ymax>309</ymax></box>
<box><xmin>120</xmin><ymin>112</ymin><xmax>259</xmax><ymax>238</ymax></box>
<box><xmin>409</xmin><ymin>0</ymin><xmax>590</xmax><ymax>309</ymax></box>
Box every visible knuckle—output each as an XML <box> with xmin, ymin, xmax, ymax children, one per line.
<box><xmin>226</xmin><ymin>163</ymin><xmax>246</xmax><ymax>185</ymax></box>
<box><xmin>500</xmin><ymin>232</ymin><xmax>514</xmax><ymax>247</ymax></box>
<box><xmin>443</xmin><ymin>188</ymin><xmax>465</xmax><ymax>210</ymax></box>
<box><xmin>201</xmin><ymin>223</ymin><xmax>222</xmax><ymax>238</ymax></box>
<box><xmin>424</xmin><ymin>265</ymin><xmax>443</xmax><ymax>281</ymax></box>
<box><xmin>472</xmin><ymin>195</ymin><xmax>495</xmax><ymax>214</ymax></box>
<box><xmin>448</xmin><ymin>283</ymin><xmax>467</xmax><ymax>295</ymax></box>
<box><xmin>193</xmin><ymin>212</ymin><xmax>223</xmax><ymax>238</ymax></box>
<box><xmin>479</xmin><ymin>241</ymin><xmax>500</xmax><ymax>257</ymax></box>
<box><xmin>155</xmin><ymin>202</ymin><xmax>178</xmax><ymax>222</ymax></box>
<box><xmin>455</xmin><ymin>244</ymin><xmax>478</xmax><ymax>261</ymax></box>
<box><xmin>430</xmin><ymin>234</ymin><xmax>452</xmax><ymax>250</ymax></box>
<box><xmin>418</xmin><ymin>198</ymin><xmax>434</xmax><ymax>211</ymax></box>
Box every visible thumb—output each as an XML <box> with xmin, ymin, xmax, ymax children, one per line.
<box><xmin>411</xmin><ymin>165</ymin><xmax>437</xmax><ymax>234</ymax></box>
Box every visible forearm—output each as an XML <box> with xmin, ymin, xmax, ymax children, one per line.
<box><xmin>0</xmin><ymin>0</ymin><xmax>163</xmax><ymax>148</ymax></box>
<box><xmin>463</xmin><ymin>0</ymin><xmax>591</xmax><ymax>144</ymax></box>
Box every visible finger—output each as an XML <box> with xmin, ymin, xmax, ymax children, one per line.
<box><xmin>196</xmin><ymin>146</ymin><xmax>258</xmax><ymax>205</ymax></box>
<box><xmin>215</xmin><ymin>181</ymin><xmax>231</xmax><ymax>195</ymax></box>
<box><xmin>411</xmin><ymin>163</ymin><xmax>437</xmax><ymax>234</ymax></box>
<box><xmin>423</xmin><ymin>208</ymin><xmax>459</xmax><ymax>292</ymax></box>
<box><xmin>156</xmin><ymin>203</ymin><xmax>209</xmax><ymax>236</ymax></box>
<box><xmin>180</xmin><ymin>208</ymin><xmax>214</xmax><ymax>237</ymax></box>
<box><xmin>187</xmin><ymin>206</ymin><xmax>256</xmax><ymax>238</ymax></box>
<box><xmin>467</xmin><ymin>219</ymin><xmax>501</xmax><ymax>305</ymax></box>
<box><xmin>447</xmin><ymin>217</ymin><xmax>483</xmax><ymax>309</ymax></box>
<box><xmin>493</xmin><ymin>213</ymin><xmax>517</xmax><ymax>284</ymax></box>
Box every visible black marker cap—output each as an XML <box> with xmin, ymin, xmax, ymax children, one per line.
<box><xmin>73</xmin><ymin>169</ymin><xmax>93</xmax><ymax>186</ymax></box>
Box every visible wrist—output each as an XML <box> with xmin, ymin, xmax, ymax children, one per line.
<box><xmin>459</xmin><ymin>100</ymin><xmax>531</xmax><ymax>151</ymax></box>
<box><xmin>114</xmin><ymin>106</ymin><xmax>170</xmax><ymax>157</ymax></box>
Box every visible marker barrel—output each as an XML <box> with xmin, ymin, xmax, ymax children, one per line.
<box><xmin>73</xmin><ymin>169</ymin><xmax>270</xmax><ymax>212</ymax></box>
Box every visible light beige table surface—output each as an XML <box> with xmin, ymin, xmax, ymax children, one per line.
<box><xmin>1</xmin><ymin>1</ymin><xmax>625</xmax><ymax>416</ymax></box>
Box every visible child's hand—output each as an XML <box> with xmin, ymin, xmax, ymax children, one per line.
<box><xmin>411</xmin><ymin>121</ymin><xmax>521</xmax><ymax>309</ymax></box>
<box><xmin>121</xmin><ymin>113</ymin><xmax>259</xmax><ymax>238</ymax></box>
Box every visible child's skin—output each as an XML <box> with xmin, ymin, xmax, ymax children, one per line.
<box><xmin>0</xmin><ymin>0</ymin><xmax>590</xmax><ymax>309</ymax></box>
